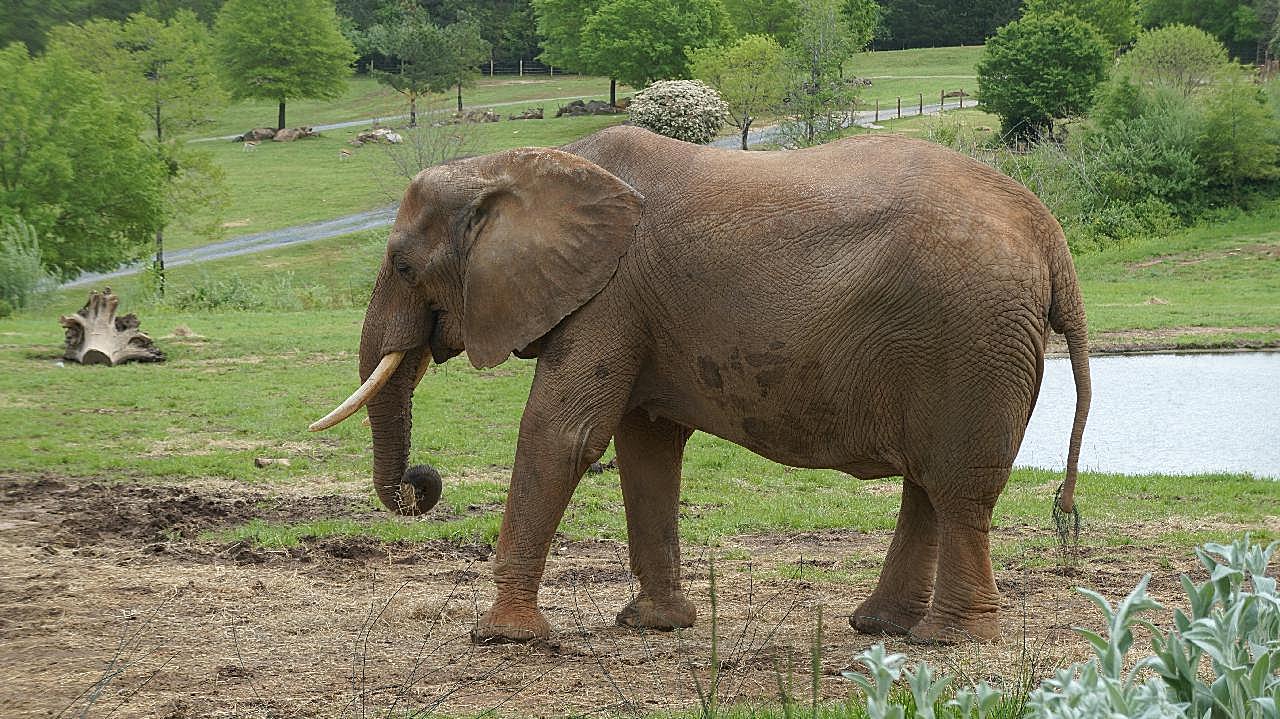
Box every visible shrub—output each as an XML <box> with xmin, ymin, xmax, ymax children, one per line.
<box><xmin>842</xmin><ymin>535</ymin><xmax>1279</xmax><ymax>718</ymax></box>
<box><xmin>0</xmin><ymin>216</ymin><xmax>54</xmax><ymax>314</ymax></box>
<box><xmin>628</xmin><ymin>80</ymin><xmax>730</xmax><ymax>145</ymax></box>
<box><xmin>1118</xmin><ymin>24</ymin><xmax>1229</xmax><ymax>97</ymax></box>
<box><xmin>976</xmin><ymin>12</ymin><xmax>1110</xmax><ymax>140</ymax></box>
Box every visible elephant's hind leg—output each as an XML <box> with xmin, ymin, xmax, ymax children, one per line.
<box><xmin>908</xmin><ymin>472</ymin><xmax>1006</xmax><ymax>644</ymax></box>
<box><xmin>852</xmin><ymin>478</ymin><xmax>938</xmax><ymax>635</ymax></box>
<box><xmin>614</xmin><ymin>409</ymin><xmax>697</xmax><ymax>630</ymax></box>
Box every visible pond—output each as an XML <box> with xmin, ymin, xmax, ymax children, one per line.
<box><xmin>1017</xmin><ymin>352</ymin><xmax>1280</xmax><ymax>479</ymax></box>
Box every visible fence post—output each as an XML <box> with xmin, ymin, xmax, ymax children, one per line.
<box><xmin>519</xmin><ymin>59</ymin><xmax>523</xmax><ymax>77</ymax></box>
<box><xmin>959</xmin><ymin>89</ymin><xmax>964</xmax><ymax>109</ymax></box>
<box><xmin>550</xmin><ymin>65</ymin><xmax>554</xmax><ymax>77</ymax></box>
<box><xmin>897</xmin><ymin>96</ymin><xmax>901</xmax><ymax>118</ymax></box>
<box><xmin>489</xmin><ymin>59</ymin><xmax>494</xmax><ymax>77</ymax></box>
<box><xmin>919</xmin><ymin>92</ymin><xmax>923</xmax><ymax>115</ymax></box>
<box><xmin>940</xmin><ymin>90</ymin><xmax>945</xmax><ymax>109</ymax></box>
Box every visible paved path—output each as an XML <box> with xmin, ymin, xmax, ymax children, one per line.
<box><xmin>66</xmin><ymin>100</ymin><xmax>968</xmax><ymax>288</ymax></box>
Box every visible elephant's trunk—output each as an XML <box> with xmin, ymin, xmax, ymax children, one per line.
<box><xmin>364</xmin><ymin>343</ymin><xmax>439</xmax><ymax>515</ymax></box>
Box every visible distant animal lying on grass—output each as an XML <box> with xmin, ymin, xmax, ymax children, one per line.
<box><xmin>311</xmin><ymin>125</ymin><xmax>1091</xmax><ymax>645</ymax></box>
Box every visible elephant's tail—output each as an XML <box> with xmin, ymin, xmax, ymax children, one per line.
<box><xmin>1046</xmin><ymin>229</ymin><xmax>1091</xmax><ymax>531</ymax></box>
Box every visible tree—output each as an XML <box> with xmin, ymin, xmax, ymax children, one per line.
<box><xmin>580</xmin><ymin>0</ymin><xmax>731</xmax><ymax>93</ymax></box>
<box><xmin>48</xmin><ymin>11</ymin><xmax>228</xmax><ymax>294</ymax></box>
<box><xmin>873</xmin><ymin>0</ymin><xmax>1022</xmax><ymax>50</ymax></box>
<box><xmin>779</xmin><ymin>0</ymin><xmax>876</xmax><ymax>146</ymax></box>
<box><xmin>976</xmin><ymin>12</ymin><xmax>1110</xmax><ymax>140</ymax></box>
<box><xmin>213</xmin><ymin>0</ymin><xmax>355</xmax><ymax>130</ymax></box>
<box><xmin>442</xmin><ymin>15</ymin><xmax>491</xmax><ymax>113</ymax></box>
<box><xmin>1117</xmin><ymin>24</ymin><xmax>1229</xmax><ymax>97</ymax></box>
<box><xmin>0</xmin><ymin>44</ymin><xmax>167</xmax><ymax>278</ymax></box>
<box><xmin>1197</xmin><ymin>68</ymin><xmax>1280</xmax><ymax>199</ymax></box>
<box><xmin>1140</xmin><ymin>0</ymin><xmax>1274</xmax><ymax>61</ymax></box>
<box><xmin>723</xmin><ymin>0</ymin><xmax>800</xmax><ymax>45</ymax></box>
<box><xmin>365</xmin><ymin>7</ymin><xmax>450</xmax><ymax>126</ymax></box>
<box><xmin>690</xmin><ymin>34</ymin><xmax>790</xmax><ymax>149</ymax></box>
<box><xmin>532</xmin><ymin>0</ymin><xmax>598</xmax><ymax>71</ymax></box>
<box><xmin>1023</xmin><ymin>0</ymin><xmax>1138</xmax><ymax>50</ymax></box>
<box><xmin>628</xmin><ymin>80</ymin><xmax>730</xmax><ymax>143</ymax></box>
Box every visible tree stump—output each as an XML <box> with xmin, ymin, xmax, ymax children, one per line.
<box><xmin>60</xmin><ymin>289</ymin><xmax>164</xmax><ymax>366</ymax></box>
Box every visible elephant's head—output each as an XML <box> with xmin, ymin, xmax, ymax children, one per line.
<box><xmin>310</xmin><ymin>148</ymin><xmax>644</xmax><ymax>515</ymax></box>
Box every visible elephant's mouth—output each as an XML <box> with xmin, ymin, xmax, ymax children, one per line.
<box><xmin>427</xmin><ymin>310</ymin><xmax>462</xmax><ymax>364</ymax></box>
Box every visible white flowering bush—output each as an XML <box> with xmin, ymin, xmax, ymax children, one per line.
<box><xmin>628</xmin><ymin>80</ymin><xmax>729</xmax><ymax>145</ymax></box>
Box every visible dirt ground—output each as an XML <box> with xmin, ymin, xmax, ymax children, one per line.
<box><xmin>1</xmin><ymin>474</ymin><xmax>1272</xmax><ymax>719</ymax></box>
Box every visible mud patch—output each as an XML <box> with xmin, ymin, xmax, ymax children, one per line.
<box><xmin>1126</xmin><ymin>242</ymin><xmax>1279</xmax><ymax>270</ymax></box>
<box><xmin>1048</xmin><ymin>325</ymin><xmax>1280</xmax><ymax>355</ymax></box>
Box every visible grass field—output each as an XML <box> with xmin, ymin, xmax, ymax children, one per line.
<box><xmin>845</xmin><ymin>46</ymin><xmax>983</xmax><ymax>109</ymax></box>
<box><xmin>183</xmin><ymin>74</ymin><xmax>631</xmax><ymax>140</ymax></box>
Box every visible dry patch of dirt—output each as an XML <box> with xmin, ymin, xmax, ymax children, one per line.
<box><xmin>1048</xmin><ymin>325</ymin><xmax>1280</xmax><ymax>355</ymax></box>
<box><xmin>1125</xmin><ymin>243</ymin><xmax>1279</xmax><ymax>270</ymax></box>
<box><xmin>0</xmin><ymin>474</ymin><xmax>1249</xmax><ymax>718</ymax></box>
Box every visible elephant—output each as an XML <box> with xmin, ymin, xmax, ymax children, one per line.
<box><xmin>311</xmin><ymin>125</ymin><xmax>1091</xmax><ymax>644</ymax></box>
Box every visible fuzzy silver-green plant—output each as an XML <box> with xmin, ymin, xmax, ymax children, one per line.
<box><xmin>629</xmin><ymin>80</ymin><xmax>730</xmax><ymax>145</ymax></box>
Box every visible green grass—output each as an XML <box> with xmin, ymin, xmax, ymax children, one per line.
<box><xmin>183</xmin><ymin>74</ymin><xmax>631</xmax><ymax>140</ymax></box>
<box><xmin>845</xmin><ymin>46</ymin><xmax>984</xmax><ymax>109</ymax></box>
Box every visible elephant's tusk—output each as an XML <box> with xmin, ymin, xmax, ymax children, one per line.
<box><xmin>360</xmin><ymin>353</ymin><xmax>431</xmax><ymax>427</ymax></box>
<box><xmin>309</xmin><ymin>351</ymin><xmax>404</xmax><ymax>431</ymax></box>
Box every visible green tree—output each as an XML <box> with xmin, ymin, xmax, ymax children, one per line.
<box><xmin>48</xmin><ymin>11</ymin><xmax>228</xmax><ymax>294</ymax></box>
<box><xmin>977</xmin><ymin>11</ymin><xmax>1110</xmax><ymax>140</ymax></box>
<box><xmin>532</xmin><ymin>0</ymin><xmax>598</xmax><ymax>71</ymax></box>
<box><xmin>1140</xmin><ymin>0</ymin><xmax>1273</xmax><ymax>60</ymax></box>
<box><xmin>213</xmin><ymin>0</ymin><xmax>355</xmax><ymax>130</ymax></box>
<box><xmin>1117</xmin><ymin>24</ymin><xmax>1230</xmax><ymax>96</ymax></box>
<box><xmin>365</xmin><ymin>7</ymin><xmax>451</xmax><ymax>125</ymax></box>
<box><xmin>1197</xmin><ymin>68</ymin><xmax>1280</xmax><ymax>199</ymax></box>
<box><xmin>0</xmin><ymin>44</ymin><xmax>167</xmax><ymax>278</ymax></box>
<box><xmin>579</xmin><ymin>0</ymin><xmax>731</xmax><ymax>92</ymax></box>
<box><xmin>874</xmin><ymin>0</ymin><xmax>1022</xmax><ymax>50</ymax></box>
<box><xmin>723</xmin><ymin>0</ymin><xmax>800</xmax><ymax>45</ymax></box>
<box><xmin>1024</xmin><ymin>0</ymin><xmax>1139</xmax><ymax>49</ymax></box>
<box><xmin>690</xmin><ymin>34</ymin><xmax>790</xmax><ymax>149</ymax></box>
<box><xmin>780</xmin><ymin>0</ymin><xmax>875</xmax><ymax>146</ymax></box>
<box><xmin>442</xmin><ymin>15</ymin><xmax>491</xmax><ymax>113</ymax></box>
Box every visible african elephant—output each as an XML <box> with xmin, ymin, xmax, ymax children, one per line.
<box><xmin>312</xmin><ymin>125</ymin><xmax>1091</xmax><ymax>644</ymax></box>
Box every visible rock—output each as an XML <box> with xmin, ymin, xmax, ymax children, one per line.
<box><xmin>615</xmin><ymin>96</ymin><xmax>632</xmax><ymax>109</ymax></box>
<box><xmin>354</xmin><ymin>128</ymin><xmax>402</xmax><ymax>144</ymax></box>
<box><xmin>272</xmin><ymin>126</ymin><xmax>317</xmax><ymax>142</ymax></box>
<box><xmin>555</xmin><ymin>99</ymin><xmax>624</xmax><ymax>118</ymax></box>
<box><xmin>253</xmin><ymin>457</ymin><xmax>292</xmax><ymax>468</ymax></box>
<box><xmin>509</xmin><ymin>107</ymin><xmax>544</xmax><ymax>120</ymax></box>
<box><xmin>943</xmin><ymin>90</ymin><xmax>969</xmax><ymax>99</ymax></box>
<box><xmin>453</xmin><ymin>110</ymin><xmax>499</xmax><ymax>124</ymax></box>
<box><xmin>235</xmin><ymin>127</ymin><xmax>276</xmax><ymax>142</ymax></box>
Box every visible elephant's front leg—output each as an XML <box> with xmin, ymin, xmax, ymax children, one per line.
<box><xmin>614</xmin><ymin>410</ymin><xmax>696</xmax><ymax>630</ymax></box>
<box><xmin>471</xmin><ymin>405</ymin><xmax>614</xmax><ymax>643</ymax></box>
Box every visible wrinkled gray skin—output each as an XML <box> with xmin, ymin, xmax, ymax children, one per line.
<box><xmin>355</xmin><ymin>125</ymin><xmax>1091</xmax><ymax>644</ymax></box>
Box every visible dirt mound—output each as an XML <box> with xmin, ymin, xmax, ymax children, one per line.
<box><xmin>0</xmin><ymin>474</ymin><xmax>375</xmax><ymax>547</ymax></box>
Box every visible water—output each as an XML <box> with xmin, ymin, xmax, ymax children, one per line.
<box><xmin>1016</xmin><ymin>352</ymin><xmax>1280</xmax><ymax>478</ymax></box>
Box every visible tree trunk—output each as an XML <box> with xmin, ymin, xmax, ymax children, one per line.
<box><xmin>610</xmin><ymin>78</ymin><xmax>617</xmax><ymax>106</ymax></box>
<box><xmin>60</xmin><ymin>289</ymin><xmax>164</xmax><ymax>366</ymax></box>
<box><xmin>154</xmin><ymin>228</ymin><xmax>165</xmax><ymax>297</ymax></box>
<box><xmin>277</xmin><ymin>100</ymin><xmax>286</xmax><ymax>131</ymax></box>
<box><xmin>456</xmin><ymin>82</ymin><xmax>463</xmax><ymax>113</ymax></box>
<box><xmin>409</xmin><ymin>95</ymin><xmax>417</xmax><ymax>128</ymax></box>
<box><xmin>740</xmin><ymin>118</ymin><xmax>752</xmax><ymax>150</ymax></box>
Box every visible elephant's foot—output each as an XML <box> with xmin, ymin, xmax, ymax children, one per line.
<box><xmin>850</xmin><ymin>596</ymin><xmax>927</xmax><ymax>636</ymax></box>
<box><xmin>616</xmin><ymin>591</ymin><xmax>696</xmax><ymax>630</ymax></box>
<box><xmin>471</xmin><ymin>601</ymin><xmax>552</xmax><ymax>644</ymax></box>
<box><xmin>906</xmin><ymin>610</ymin><xmax>1000</xmax><ymax>645</ymax></box>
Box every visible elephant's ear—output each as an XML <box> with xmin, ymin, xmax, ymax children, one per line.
<box><xmin>462</xmin><ymin>148</ymin><xmax>644</xmax><ymax>369</ymax></box>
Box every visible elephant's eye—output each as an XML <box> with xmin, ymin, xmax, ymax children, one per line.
<box><xmin>394</xmin><ymin>260</ymin><xmax>415</xmax><ymax>280</ymax></box>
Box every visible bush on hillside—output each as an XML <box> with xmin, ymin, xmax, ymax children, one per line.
<box><xmin>628</xmin><ymin>80</ymin><xmax>730</xmax><ymax>145</ymax></box>
<box><xmin>0</xmin><ymin>217</ymin><xmax>54</xmax><ymax>315</ymax></box>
